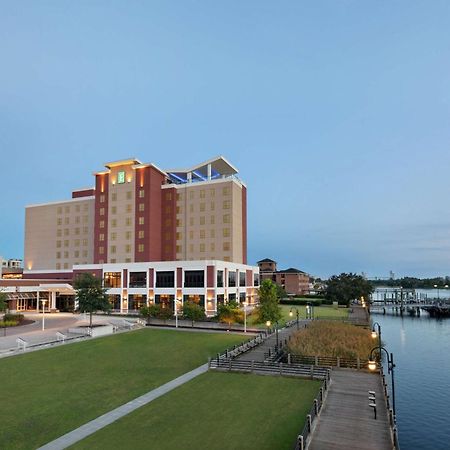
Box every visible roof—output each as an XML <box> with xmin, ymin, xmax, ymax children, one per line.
<box><xmin>165</xmin><ymin>156</ymin><xmax>238</xmax><ymax>184</ymax></box>
<box><xmin>257</xmin><ymin>258</ymin><xmax>276</xmax><ymax>264</ymax></box>
<box><xmin>104</xmin><ymin>158</ymin><xmax>142</xmax><ymax>169</ymax></box>
<box><xmin>277</xmin><ymin>267</ymin><xmax>308</xmax><ymax>275</ymax></box>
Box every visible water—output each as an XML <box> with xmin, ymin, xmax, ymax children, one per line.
<box><xmin>372</xmin><ymin>309</ymin><xmax>450</xmax><ymax>449</ymax></box>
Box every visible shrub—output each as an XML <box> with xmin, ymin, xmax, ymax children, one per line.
<box><xmin>0</xmin><ymin>320</ymin><xmax>19</xmax><ymax>327</ymax></box>
<box><xmin>3</xmin><ymin>313</ymin><xmax>24</xmax><ymax>323</ymax></box>
<box><xmin>280</xmin><ymin>299</ymin><xmax>323</xmax><ymax>306</ymax></box>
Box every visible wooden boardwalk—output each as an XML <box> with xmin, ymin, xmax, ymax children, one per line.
<box><xmin>308</xmin><ymin>370</ymin><xmax>393</xmax><ymax>450</ymax></box>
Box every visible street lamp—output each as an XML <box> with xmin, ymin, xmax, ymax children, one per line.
<box><xmin>243</xmin><ymin>301</ymin><xmax>248</xmax><ymax>333</ymax></box>
<box><xmin>289</xmin><ymin>307</ymin><xmax>300</xmax><ymax>330</ymax></box>
<box><xmin>41</xmin><ymin>299</ymin><xmax>47</xmax><ymax>331</ymax></box>
<box><xmin>368</xmin><ymin>346</ymin><xmax>397</xmax><ymax>417</ymax></box>
<box><xmin>371</xmin><ymin>322</ymin><xmax>382</xmax><ymax>358</ymax></box>
<box><xmin>174</xmin><ymin>298</ymin><xmax>182</xmax><ymax>328</ymax></box>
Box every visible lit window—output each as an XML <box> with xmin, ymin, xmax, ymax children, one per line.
<box><xmin>223</xmin><ymin>200</ymin><xmax>231</xmax><ymax>209</ymax></box>
<box><xmin>139</xmin><ymin>190</ymin><xmax>145</xmax><ymax>198</ymax></box>
<box><xmin>138</xmin><ymin>244</ymin><xmax>144</xmax><ymax>253</ymax></box>
<box><xmin>125</xmin><ymin>217</ymin><xmax>132</xmax><ymax>226</ymax></box>
<box><xmin>139</xmin><ymin>203</ymin><xmax>145</xmax><ymax>212</ymax></box>
<box><xmin>100</xmin><ymin>194</ymin><xmax>105</xmax><ymax>203</ymax></box>
<box><xmin>223</xmin><ymin>228</ymin><xmax>230</xmax><ymax>237</ymax></box>
<box><xmin>138</xmin><ymin>230</ymin><xmax>144</xmax><ymax>239</ymax></box>
<box><xmin>139</xmin><ymin>217</ymin><xmax>144</xmax><ymax>225</ymax></box>
<box><xmin>99</xmin><ymin>234</ymin><xmax>105</xmax><ymax>242</ymax></box>
<box><xmin>83</xmin><ymin>239</ymin><xmax>88</xmax><ymax>246</ymax></box>
<box><xmin>223</xmin><ymin>214</ymin><xmax>230</xmax><ymax>224</ymax></box>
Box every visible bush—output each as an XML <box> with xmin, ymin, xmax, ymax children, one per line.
<box><xmin>0</xmin><ymin>320</ymin><xmax>19</xmax><ymax>327</ymax></box>
<box><xmin>3</xmin><ymin>313</ymin><xmax>24</xmax><ymax>323</ymax></box>
<box><xmin>280</xmin><ymin>299</ymin><xmax>323</xmax><ymax>306</ymax></box>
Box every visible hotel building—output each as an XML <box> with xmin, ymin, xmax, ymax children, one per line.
<box><xmin>2</xmin><ymin>156</ymin><xmax>258</xmax><ymax>315</ymax></box>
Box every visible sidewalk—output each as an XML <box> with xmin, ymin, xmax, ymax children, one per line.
<box><xmin>38</xmin><ymin>363</ymin><xmax>208</xmax><ymax>450</ymax></box>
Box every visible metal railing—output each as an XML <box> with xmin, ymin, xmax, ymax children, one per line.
<box><xmin>287</xmin><ymin>354</ymin><xmax>371</xmax><ymax>370</ymax></box>
<box><xmin>380</xmin><ymin>366</ymin><xmax>400</xmax><ymax>449</ymax></box>
<box><xmin>294</xmin><ymin>374</ymin><xmax>331</xmax><ymax>450</ymax></box>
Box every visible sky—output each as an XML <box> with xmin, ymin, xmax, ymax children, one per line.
<box><xmin>1</xmin><ymin>1</ymin><xmax>450</xmax><ymax>278</ymax></box>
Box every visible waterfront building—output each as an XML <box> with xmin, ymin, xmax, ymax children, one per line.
<box><xmin>0</xmin><ymin>257</ymin><xmax>23</xmax><ymax>279</ymax></box>
<box><xmin>257</xmin><ymin>258</ymin><xmax>310</xmax><ymax>296</ymax></box>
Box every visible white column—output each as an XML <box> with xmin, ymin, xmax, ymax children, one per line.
<box><xmin>36</xmin><ymin>290</ymin><xmax>40</xmax><ymax>312</ymax></box>
<box><xmin>51</xmin><ymin>291</ymin><xmax>56</xmax><ymax>310</ymax></box>
<box><xmin>187</xmin><ymin>172</ymin><xmax>192</xmax><ymax>183</ymax></box>
<box><xmin>207</xmin><ymin>163</ymin><xmax>212</xmax><ymax>180</ymax></box>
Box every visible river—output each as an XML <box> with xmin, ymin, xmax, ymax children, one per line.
<box><xmin>371</xmin><ymin>290</ymin><xmax>450</xmax><ymax>450</ymax></box>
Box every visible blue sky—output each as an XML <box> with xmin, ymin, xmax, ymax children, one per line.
<box><xmin>1</xmin><ymin>1</ymin><xmax>450</xmax><ymax>278</ymax></box>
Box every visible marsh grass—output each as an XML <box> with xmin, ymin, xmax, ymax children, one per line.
<box><xmin>288</xmin><ymin>321</ymin><xmax>373</xmax><ymax>359</ymax></box>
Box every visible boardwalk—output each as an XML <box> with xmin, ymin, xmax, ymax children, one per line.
<box><xmin>308</xmin><ymin>370</ymin><xmax>393</xmax><ymax>450</ymax></box>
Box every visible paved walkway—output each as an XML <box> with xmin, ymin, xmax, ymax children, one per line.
<box><xmin>236</xmin><ymin>320</ymin><xmax>307</xmax><ymax>362</ymax></box>
<box><xmin>38</xmin><ymin>363</ymin><xmax>208</xmax><ymax>450</ymax></box>
<box><xmin>308</xmin><ymin>369</ymin><xmax>392</xmax><ymax>450</ymax></box>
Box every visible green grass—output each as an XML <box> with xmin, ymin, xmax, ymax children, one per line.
<box><xmin>0</xmin><ymin>329</ymin><xmax>245</xmax><ymax>449</ymax></box>
<box><xmin>71</xmin><ymin>372</ymin><xmax>321</xmax><ymax>450</ymax></box>
<box><xmin>247</xmin><ymin>304</ymin><xmax>349</xmax><ymax>328</ymax></box>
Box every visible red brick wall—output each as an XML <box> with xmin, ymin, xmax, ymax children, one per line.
<box><xmin>72</xmin><ymin>188</ymin><xmax>95</xmax><ymax>198</ymax></box>
<box><xmin>94</xmin><ymin>173</ymin><xmax>109</xmax><ymax>263</ymax></box>
<box><xmin>161</xmin><ymin>187</ymin><xmax>177</xmax><ymax>261</ymax></box>
<box><xmin>207</xmin><ymin>266</ymin><xmax>215</xmax><ymax>288</ymax></box>
<box><xmin>242</xmin><ymin>186</ymin><xmax>247</xmax><ymax>264</ymax></box>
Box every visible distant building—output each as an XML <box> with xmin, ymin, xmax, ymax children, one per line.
<box><xmin>0</xmin><ymin>257</ymin><xmax>23</xmax><ymax>279</ymax></box>
<box><xmin>257</xmin><ymin>258</ymin><xmax>310</xmax><ymax>296</ymax></box>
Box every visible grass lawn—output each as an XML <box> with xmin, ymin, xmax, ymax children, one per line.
<box><xmin>71</xmin><ymin>372</ymin><xmax>321</xmax><ymax>450</ymax></box>
<box><xmin>0</xmin><ymin>329</ymin><xmax>245</xmax><ymax>450</ymax></box>
<box><xmin>247</xmin><ymin>304</ymin><xmax>349</xmax><ymax>328</ymax></box>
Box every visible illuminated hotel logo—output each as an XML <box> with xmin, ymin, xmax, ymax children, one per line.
<box><xmin>117</xmin><ymin>171</ymin><xmax>125</xmax><ymax>184</ymax></box>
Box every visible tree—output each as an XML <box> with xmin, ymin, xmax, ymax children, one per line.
<box><xmin>140</xmin><ymin>304</ymin><xmax>161</xmax><ymax>324</ymax></box>
<box><xmin>0</xmin><ymin>291</ymin><xmax>7</xmax><ymax>316</ymax></box>
<box><xmin>158</xmin><ymin>306</ymin><xmax>174</xmax><ymax>323</ymax></box>
<box><xmin>275</xmin><ymin>284</ymin><xmax>288</xmax><ymax>299</ymax></box>
<box><xmin>217</xmin><ymin>301</ymin><xmax>240</xmax><ymax>327</ymax></box>
<box><xmin>256</xmin><ymin>279</ymin><xmax>282</xmax><ymax>324</ymax></box>
<box><xmin>74</xmin><ymin>273</ymin><xmax>111</xmax><ymax>328</ymax></box>
<box><xmin>325</xmin><ymin>273</ymin><xmax>374</xmax><ymax>306</ymax></box>
<box><xmin>182</xmin><ymin>301</ymin><xmax>206</xmax><ymax>327</ymax></box>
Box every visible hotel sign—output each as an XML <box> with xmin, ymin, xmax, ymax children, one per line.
<box><xmin>117</xmin><ymin>171</ymin><xmax>125</xmax><ymax>184</ymax></box>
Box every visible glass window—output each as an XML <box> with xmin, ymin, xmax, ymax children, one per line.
<box><xmin>156</xmin><ymin>271</ymin><xmax>175</xmax><ymax>288</ymax></box>
<box><xmin>129</xmin><ymin>272</ymin><xmax>147</xmax><ymax>288</ymax></box>
<box><xmin>228</xmin><ymin>271</ymin><xmax>236</xmax><ymax>287</ymax></box>
<box><xmin>239</xmin><ymin>272</ymin><xmax>246</xmax><ymax>287</ymax></box>
<box><xmin>254</xmin><ymin>273</ymin><xmax>260</xmax><ymax>286</ymax></box>
<box><xmin>217</xmin><ymin>270</ymin><xmax>224</xmax><ymax>288</ymax></box>
<box><xmin>184</xmin><ymin>270</ymin><xmax>204</xmax><ymax>288</ymax></box>
<box><xmin>104</xmin><ymin>272</ymin><xmax>121</xmax><ymax>288</ymax></box>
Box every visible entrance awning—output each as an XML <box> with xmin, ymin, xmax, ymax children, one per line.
<box><xmin>39</xmin><ymin>284</ymin><xmax>75</xmax><ymax>295</ymax></box>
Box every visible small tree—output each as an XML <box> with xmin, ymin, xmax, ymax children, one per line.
<box><xmin>182</xmin><ymin>301</ymin><xmax>206</xmax><ymax>327</ymax></box>
<box><xmin>217</xmin><ymin>301</ymin><xmax>240</xmax><ymax>327</ymax></box>
<box><xmin>140</xmin><ymin>304</ymin><xmax>161</xmax><ymax>324</ymax></box>
<box><xmin>0</xmin><ymin>291</ymin><xmax>8</xmax><ymax>317</ymax></box>
<box><xmin>158</xmin><ymin>306</ymin><xmax>174</xmax><ymax>323</ymax></box>
<box><xmin>325</xmin><ymin>273</ymin><xmax>374</xmax><ymax>306</ymax></box>
<box><xmin>74</xmin><ymin>273</ymin><xmax>111</xmax><ymax>328</ymax></box>
<box><xmin>256</xmin><ymin>279</ymin><xmax>282</xmax><ymax>324</ymax></box>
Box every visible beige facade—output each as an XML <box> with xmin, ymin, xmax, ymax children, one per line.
<box><xmin>170</xmin><ymin>178</ymin><xmax>245</xmax><ymax>263</ymax></box>
<box><xmin>24</xmin><ymin>197</ymin><xmax>95</xmax><ymax>270</ymax></box>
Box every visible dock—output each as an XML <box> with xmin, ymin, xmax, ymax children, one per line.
<box><xmin>308</xmin><ymin>370</ymin><xmax>394</xmax><ymax>450</ymax></box>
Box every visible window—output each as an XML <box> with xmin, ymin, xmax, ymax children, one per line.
<box><xmin>189</xmin><ymin>244</ymin><xmax>194</xmax><ymax>253</ymax></box>
<box><xmin>200</xmin><ymin>203</ymin><xmax>205</xmax><ymax>212</ymax></box>
<box><xmin>75</xmin><ymin>228</ymin><xmax>80</xmax><ymax>235</ymax></box>
<box><xmin>210</xmin><ymin>242</ymin><xmax>215</xmax><ymax>251</ymax></box>
<box><xmin>75</xmin><ymin>239</ymin><xmax>80</xmax><ymax>247</ymax></box>
<box><xmin>111</xmin><ymin>219</ymin><xmax>117</xmax><ymax>228</ymax></box>
<box><xmin>98</xmin><ymin>246</ymin><xmax>105</xmax><ymax>254</ymax></box>
<box><xmin>126</xmin><ymin>217</ymin><xmax>132</xmax><ymax>226</ymax></box>
<box><xmin>57</xmin><ymin>218</ymin><xmax>62</xmax><ymax>226</ymax></box>
<box><xmin>57</xmin><ymin>207</ymin><xmax>62</xmax><ymax>214</ymax></box>
<box><xmin>211</xmin><ymin>216</ymin><xmax>215</xmax><ymax>225</ymax></box>
<box><xmin>126</xmin><ymin>204</ymin><xmax>132</xmax><ymax>213</ymax></box>
<box><xmin>217</xmin><ymin>270</ymin><xmax>224</xmax><ymax>287</ymax></box>
<box><xmin>223</xmin><ymin>186</ymin><xmax>231</xmax><ymax>196</ymax></box>
<box><xmin>76</xmin><ymin>205</ymin><xmax>80</xmax><ymax>212</ymax></box>
<box><xmin>125</xmin><ymin>244</ymin><xmax>131</xmax><ymax>253</ymax></box>
<box><xmin>156</xmin><ymin>271</ymin><xmax>174</xmax><ymax>288</ymax></box>
<box><xmin>139</xmin><ymin>203</ymin><xmax>145</xmax><ymax>212</ymax></box>
<box><xmin>57</xmin><ymin>240</ymin><xmax>62</xmax><ymax>248</ymax></box>
<box><xmin>176</xmin><ymin>245</ymin><xmax>182</xmax><ymax>253</ymax></box>
<box><xmin>189</xmin><ymin>217</ymin><xmax>194</xmax><ymax>226</ymax></box>
<box><xmin>200</xmin><ymin>243</ymin><xmax>205</xmax><ymax>252</ymax></box>
<box><xmin>111</xmin><ymin>232</ymin><xmax>116</xmax><ymax>241</ymax></box>
<box><xmin>112</xmin><ymin>193</ymin><xmax>117</xmax><ymax>201</ymax></box>
<box><xmin>125</xmin><ymin>258</ymin><xmax>132</xmax><ymax>263</ymax></box>
<box><xmin>126</xmin><ymin>191</ymin><xmax>132</xmax><ymax>200</ymax></box>
<box><xmin>189</xmin><ymin>230</ymin><xmax>194</xmax><ymax>239</ymax></box>
<box><xmin>189</xmin><ymin>191</ymin><xmax>194</xmax><ymax>200</ymax></box>
<box><xmin>223</xmin><ymin>214</ymin><xmax>230</xmax><ymax>224</ymax></box>
<box><xmin>57</xmin><ymin>229</ymin><xmax>62</xmax><ymax>237</ymax></box>
<box><xmin>64</xmin><ymin>228</ymin><xmax>69</xmax><ymax>236</ymax></box>
<box><xmin>126</xmin><ymin>231</ymin><xmax>131</xmax><ymax>240</ymax></box>
<box><xmin>165</xmin><ymin>206</ymin><xmax>171</xmax><ymax>214</ymax></box>
<box><xmin>100</xmin><ymin>220</ymin><xmax>105</xmax><ymax>228</ymax></box>
<box><xmin>200</xmin><ymin>189</ymin><xmax>205</xmax><ymax>198</ymax></box>
<box><xmin>82</xmin><ymin>250</ymin><xmax>88</xmax><ymax>257</ymax></box>
<box><xmin>83</xmin><ymin>215</ymin><xmax>88</xmax><ymax>223</ymax></box>
<box><xmin>223</xmin><ymin>228</ymin><xmax>230</xmax><ymax>237</ymax></box>
<box><xmin>83</xmin><ymin>204</ymin><xmax>88</xmax><ymax>212</ymax></box>
<box><xmin>56</xmin><ymin>263</ymin><xmax>61</xmax><ymax>270</ymax></box>
<box><xmin>139</xmin><ymin>189</ymin><xmax>145</xmax><ymax>198</ymax></box>
<box><xmin>99</xmin><ymin>234</ymin><xmax>105</xmax><ymax>242</ymax></box>
<box><xmin>211</xmin><ymin>201</ymin><xmax>215</xmax><ymax>211</ymax></box>
<box><xmin>110</xmin><ymin>258</ymin><xmax>116</xmax><ymax>263</ymax></box>
<box><xmin>64</xmin><ymin>251</ymin><xmax>69</xmax><ymax>258</ymax></box>
<box><xmin>138</xmin><ymin>244</ymin><xmax>144</xmax><ymax>253</ymax></box>
<box><xmin>176</xmin><ymin>232</ymin><xmax>182</xmax><ymax>240</ymax></box>
<box><xmin>176</xmin><ymin>206</ymin><xmax>181</xmax><ymax>214</ymax></box>
<box><xmin>165</xmin><ymin>192</ymin><xmax>172</xmax><ymax>201</ymax></box>
<box><xmin>200</xmin><ymin>230</ymin><xmax>205</xmax><ymax>239</ymax></box>
<box><xmin>200</xmin><ymin>216</ymin><xmax>205</xmax><ymax>225</ymax></box>
<box><xmin>63</xmin><ymin>263</ymin><xmax>69</xmax><ymax>269</ymax></box>
<box><xmin>139</xmin><ymin>217</ymin><xmax>144</xmax><ymax>225</ymax></box>
<box><xmin>65</xmin><ymin>206</ymin><xmax>70</xmax><ymax>213</ymax></box>
<box><xmin>210</xmin><ymin>188</ymin><xmax>215</xmax><ymax>197</ymax></box>
<box><xmin>165</xmin><ymin>218</ymin><xmax>171</xmax><ymax>226</ymax></box>
<box><xmin>129</xmin><ymin>272</ymin><xmax>146</xmax><ymax>288</ymax></box>
<box><xmin>83</xmin><ymin>226</ymin><xmax>88</xmax><ymax>234</ymax></box>
<box><xmin>111</xmin><ymin>206</ymin><xmax>117</xmax><ymax>214</ymax></box>
<box><xmin>100</xmin><ymin>194</ymin><xmax>105</xmax><ymax>203</ymax></box>
<box><xmin>75</xmin><ymin>216</ymin><xmax>80</xmax><ymax>224</ymax></box>
<box><xmin>110</xmin><ymin>245</ymin><xmax>116</xmax><ymax>254</ymax></box>
<box><xmin>74</xmin><ymin>250</ymin><xmax>80</xmax><ymax>258</ymax></box>
<box><xmin>239</xmin><ymin>272</ymin><xmax>246</xmax><ymax>287</ymax></box>
<box><xmin>176</xmin><ymin>219</ymin><xmax>182</xmax><ymax>227</ymax></box>
<box><xmin>56</xmin><ymin>252</ymin><xmax>61</xmax><ymax>259</ymax></box>
<box><xmin>223</xmin><ymin>242</ymin><xmax>230</xmax><ymax>251</ymax></box>
<box><xmin>228</xmin><ymin>271</ymin><xmax>236</xmax><ymax>287</ymax></box>
<box><xmin>210</xmin><ymin>229</ymin><xmax>215</xmax><ymax>238</ymax></box>
<box><xmin>184</xmin><ymin>270</ymin><xmax>204</xmax><ymax>288</ymax></box>
<box><xmin>138</xmin><ymin>230</ymin><xmax>144</xmax><ymax>239</ymax></box>
<box><xmin>189</xmin><ymin>204</ymin><xmax>194</xmax><ymax>213</ymax></box>
<box><xmin>104</xmin><ymin>272</ymin><xmax>121</xmax><ymax>288</ymax></box>
<box><xmin>64</xmin><ymin>240</ymin><xmax>69</xmax><ymax>247</ymax></box>
<box><xmin>223</xmin><ymin>200</ymin><xmax>231</xmax><ymax>209</ymax></box>
<box><xmin>254</xmin><ymin>273</ymin><xmax>260</xmax><ymax>287</ymax></box>
<box><xmin>82</xmin><ymin>239</ymin><xmax>88</xmax><ymax>246</ymax></box>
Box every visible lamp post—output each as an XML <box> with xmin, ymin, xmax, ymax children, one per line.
<box><xmin>41</xmin><ymin>299</ymin><xmax>47</xmax><ymax>331</ymax></box>
<box><xmin>289</xmin><ymin>307</ymin><xmax>299</xmax><ymax>330</ymax></box>
<box><xmin>243</xmin><ymin>301</ymin><xmax>247</xmax><ymax>333</ymax></box>
<box><xmin>371</xmin><ymin>322</ymin><xmax>382</xmax><ymax>358</ymax></box>
<box><xmin>368</xmin><ymin>346</ymin><xmax>397</xmax><ymax>418</ymax></box>
<box><xmin>174</xmin><ymin>298</ymin><xmax>181</xmax><ymax>328</ymax></box>
<box><xmin>266</xmin><ymin>320</ymin><xmax>271</xmax><ymax>337</ymax></box>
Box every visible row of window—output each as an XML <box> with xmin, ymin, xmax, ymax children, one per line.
<box><xmin>98</xmin><ymin>216</ymin><xmax>145</xmax><ymax>229</ymax></box>
<box><xmin>98</xmin><ymin>230</ymin><xmax>146</xmax><ymax>241</ymax></box>
<box><xmin>57</xmin><ymin>216</ymin><xmax>89</xmax><ymax>226</ymax></box>
<box><xmin>174</xmin><ymin>215</ymin><xmax>232</xmax><ymax>227</ymax></box>
<box><xmin>56</xmin><ymin>227</ymin><xmax>89</xmax><ymax>237</ymax></box>
<box><xmin>175</xmin><ymin>228</ymin><xmax>231</xmax><ymax>240</ymax></box>
<box><xmin>165</xmin><ymin>186</ymin><xmax>231</xmax><ymax>202</ymax></box>
<box><xmin>175</xmin><ymin>242</ymin><xmax>231</xmax><ymax>253</ymax></box>
<box><xmin>56</xmin><ymin>239</ymin><xmax>89</xmax><ymax>248</ymax></box>
<box><xmin>56</xmin><ymin>261</ymin><xmax>88</xmax><ymax>269</ymax></box>
<box><xmin>103</xmin><ymin>270</ymin><xmax>259</xmax><ymax>289</ymax></box>
<box><xmin>57</xmin><ymin>204</ymin><xmax>89</xmax><ymax>214</ymax></box>
<box><xmin>56</xmin><ymin>250</ymin><xmax>89</xmax><ymax>259</ymax></box>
